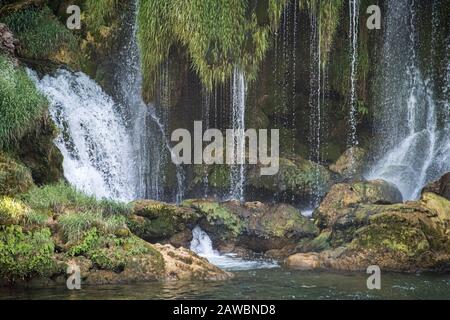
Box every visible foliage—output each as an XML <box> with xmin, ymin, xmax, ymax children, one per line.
<box><xmin>0</xmin><ymin>225</ymin><xmax>56</xmax><ymax>282</ymax></box>
<box><xmin>137</xmin><ymin>0</ymin><xmax>288</xmax><ymax>99</ymax></box>
<box><xmin>299</xmin><ymin>0</ymin><xmax>344</xmax><ymax>65</ymax></box>
<box><xmin>0</xmin><ymin>55</ymin><xmax>48</xmax><ymax>147</ymax></box>
<box><xmin>58</xmin><ymin>211</ymin><xmax>127</xmax><ymax>243</ymax></box>
<box><xmin>1</xmin><ymin>6</ymin><xmax>78</xmax><ymax>59</ymax></box>
<box><xmin>0</xmin><ymin>197</ymin><xmax>27</xmax><ymax>225</ymax></box>
<box><xmin>84</xmin><ymin>0</ymin><xmax>120</xmax><ymax>34</ymax></box>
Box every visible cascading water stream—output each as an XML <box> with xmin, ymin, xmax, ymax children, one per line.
<box><xmin>367</xmin><ymin>0</ymin><xmax>450</xmax><ymax>200</ymax></box>
<box><xmin>190</xmin><ymin>226</ymin><xmax>278</xmax><ymax>271</ymax></box>
<box><xmin>115</xmin><ymin>0</ymin><xmax>185</xmax><ymax>203</ymax></box>
<box><xmin>229</xmin><ymin>69</ymin><xmax>246</xmax><ymax>202</ymax></box>
<box><xmin>308</xmin><ymin>3</ymin><xmax>324</xmax><ymax>209</ymax></box>
<box><xmin>29</xmin><ymin>70</ymin><xmax>136</xmax><ymax>202</ymax></box>
<box><xmin>348</xmin><ymin>0</ymin><xmax>360</xmax><ymax>152</ymax></box>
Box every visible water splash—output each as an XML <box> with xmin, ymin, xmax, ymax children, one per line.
<box><xmin>190</xmin><ymin>226</ymin><xmax>278</xmax><ymax>271</ymax></box>
<box><xmin>29</xmin><ymin>69</ymin><xmax>136</xmax><ymax>202</ymax></box>
<box><xmin>367</xmin><ymin>0</ymin><xmax>450</xmax><ymax>200</ymax></box>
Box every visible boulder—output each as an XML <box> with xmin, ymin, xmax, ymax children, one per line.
<box><xmin>127</xmin><ymin>200</ymin><xmax>199</xmax><ymax>243</ymax></box>
<box><xmin>285</xmin><ymin>253</ymin><xmax>321</xmax><ymax>270</ymax></box>
<box><xmin>329</xmin><ymin>147</ymin><xmax>367</xmax><ymax>179</ymax></box>
<box><xmin>422</xmin><ymin>172</ymin><xmax>450</xmax><ymax>201</ymax></box>
<box><xmin>313</xmin><ymin>179</ymin><xmax>403</xmax><ymax>230</ymax></box>
<box><xmin>287</xmin><ymin>195</ymin><xmax>450</xmax><ymax>272</ymax></box>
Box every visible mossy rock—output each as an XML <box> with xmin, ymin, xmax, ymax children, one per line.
<box><xmin>329</xmin><ymin>147</ymin><xmax>367</xmax><ymax>179</ymax></box>
<box><xmin>127</xmin><ymin>200</ymin><xmax>199</xmax><ymax>242</ymax></box>
<box><xmin>314</xmin><ymin>179</ymin><xmax>403</xmax><ymax>230</ymax></box>
<box><xmin>15</xmin><ymin>114</ymin><xmax>64</xmax><ymax>185</ymax></box>
<box><xmin>0</xmin><ymin>153</ymin><xmax>34</xmax><ymax>196</ymax></box>
<box><xmin>183</xmin><ymin>199</ymin><xmax>244</xmax><ymax>239</ymax></box>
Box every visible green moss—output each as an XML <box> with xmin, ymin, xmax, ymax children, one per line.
<box><xmin>186</xmin><ymin>200</ymin><xmax>244</xmax><ymax>236</ymax></box>
<box><xmin>67</xmin><ymin>227</ymin><xmax>164</xmax><ymax>273</ymax></box>
<box><xmin>2</xmin><ymin>6</ymin><xmax>78</xmax><ymax>60</ymax></box>
<box><xmin>0</xmin><ymin>225</ymin><xmax>56</xmax><ymax>282</ymax></box>
<box><xmin>137</xmin><ymin>0</ymin><xmax>287</xmax><ymax>100</ymax></box>
<box><xmin>128</xmin><ymin>200</ymin><xmax>198</xmax><ymax>242</ymax></box>
<box><xmin>0</xmin><ymin>55</ymin><xmax>48</xmax><ymax>148</ymax></box>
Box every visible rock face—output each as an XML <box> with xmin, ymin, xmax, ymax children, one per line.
<box><xmin>286</xmin><ymin>188</ymin><xmax>450</xmax><ymax>272</ymax></box>
<box><xmin>0</xmin><ymin>153</ymin><xmax>34</xmax><ymax>196</ymax></box>
<box><xmin>0</xmin><ymin>23</ymin><xmax>19</xmax><ymax>64</ymax></box>
<box><xmin>127</xmin><ymin>200</ymin><xmax>198</xmax><ymax>245</ymax></box>
<box><xmin>183</xmin><ymin>199</ymin><xmax>317</xmax><ymax>256</ymax></box>
<box><xmin>422</xmin><ymin>172</ymin><xmax>450</xmax><ymax>201</ymax></box>
<box><xmin>313</xmin><ymin>179</ymin><xmax>403</xmax><ymax>230</ymax></box>
<box><xmin>247</xmin><ymin>156</ymin><xmax>335</xmax><ymax>202</ymax></box>
<box><xmin>329</xmin><ymin>147</ymin><xmax>367</xmax><ymax>179</ymax></box>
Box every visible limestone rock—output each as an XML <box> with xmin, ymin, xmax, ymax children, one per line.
<box><xmin>313</xmin><ymin>179</ymin><xmax>403</xmax><ymax>229</ymax></box>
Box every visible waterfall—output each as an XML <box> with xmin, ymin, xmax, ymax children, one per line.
<box><xmin>115</xmin><ymin>0</ymin><xmax>185</xmax><ymax>203</ymax></box>
<box><xmin>229</xmin><ymin>69</ymin><xmax>246</xmax><ymax>202</ymax></box>
<box><xmin>190</xmin><ymin>226</ymin><xmax>278</xmax><ymax>271</ymax></box>
<box><xmin>308</xmin><ymin>3</ymin><xmax>323</xmax><ymax>208</ymax></box>
<box><xmin>29</xmin><ymin>70</ymin><xmax>136</xmax><ymax>202</ymax></box>
<box><xmin>367</xmin><ymin>0</ymin><xmax>450</xmax><ymax>200</ymax></box>
<box><xmin>348</xmin><ymin>0</ymin><xmax>360</xmax><ymax>150</ymax></box>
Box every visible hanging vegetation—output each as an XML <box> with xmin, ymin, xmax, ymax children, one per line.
<box><xmin>137</xmin><ymin>0</ymin><xmax>288</xmax><ymax>101</ymax></box>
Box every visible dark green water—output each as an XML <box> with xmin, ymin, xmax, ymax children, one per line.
<box><xmin>1</xmin><ymin>268</ymin><xmax>449</xmax><ymax>300</ymax></box>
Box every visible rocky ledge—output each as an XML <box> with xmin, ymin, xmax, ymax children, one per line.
<box><xmin>286</xmin><ymin>177</ymin><xmax>450</xmax><ymax>272</ymax></box>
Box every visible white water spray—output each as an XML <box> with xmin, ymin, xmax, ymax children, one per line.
<box><xmin>29</xmin><ymin>70</ymin><xmax>136</xmax><ymax>201</ymax></box>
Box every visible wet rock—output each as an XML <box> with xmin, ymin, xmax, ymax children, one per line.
<box><xmin>422</xmin><ymin>172</ymin><xmax>450</xmax><ymax>201</ymax></box>
<box><xmin>127</xmin><ymin>200</ymin><xmax>198</xmax><ymax>243</ymax></box>
<box><xmin>184</xmin><ymin>199</ymin><xmax>317</xmax><ymax>255</ymax></box>
<box><xmin>285</xmin><ymin>253</ymin><xmax>321</xmax><ymax>270</ymax></box>
<box><xmin>154</xmin><ymin>244</ymin><xmax>232</xmax><ymax>281</ymax></box>
<box><xmin>329</xmin><ymin>147</ymin><xmax>367</xmax><ymax>179</ymax></box>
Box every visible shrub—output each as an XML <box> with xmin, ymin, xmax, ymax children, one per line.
<box><xmin>0</xmin><ymin>197</ymin><xmax>27</xmax><ymax>225</ymax></box>
<box><xmin>0</xmin><ymin>55</ymin><xmax>48</xmax><ymax>147</ymax></box>
<box><xmin>0</xmin><ymin>225</ymin><xmax>56</xmax><ymax>282</ymax></box>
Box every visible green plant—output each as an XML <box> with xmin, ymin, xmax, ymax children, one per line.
<box><xmin>2</xmin><ymin>6</ymin><xmax>78</xmax><ymax>59</ymax></box>
<box><xmin>0</xmin><ymin>197</ymin><xmax>27</xmax><ymax>225</ymax></box>
<box><xmin>58</xmin><ymin>210</ymin><xmax>127</xmax><ymax>243</ymax></box>
<box><xmin>0</xmin><ymin>55</ymin><xmax>48</xmax><ymax>147</ymax></box>
<box><xmin>21</xmin><ymin>182</ymin><xmax>131</xmax><ymax>216</ymax></box>
<box><xmin>0</xmin><ymin>225</ymin><xmax>56</xmax><ymax>282</ymax></box>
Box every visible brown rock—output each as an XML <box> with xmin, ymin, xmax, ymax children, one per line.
<box><xmin>285</xmin><ymin>253</ymin><xmax>321</xmax><ymax>270</ymax></box>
